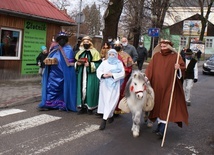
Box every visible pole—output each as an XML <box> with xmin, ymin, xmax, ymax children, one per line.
<box><xmin>161</xmin><ymin>45</ymin><xmax>181</xmax><ymax>147</ymax></box>
<box><xmin>152</xmin><ymin>37</ymin><xmax>155</xmax><ymax>52</ymax></box>
<box><xmin>151</xmin><ymin>14</ymin><xmax>157</xmax><ymax>57</ymax></box>
<box><xmin>77</xmin><ymin>0</ymin><xmax>82</xmax><ymax>39</ymax></box>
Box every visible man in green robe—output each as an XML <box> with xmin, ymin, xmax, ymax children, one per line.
<box><xmin>75</xmin><ymin>36</ymin><xmax>102</xmax><ymax>114</ymax></box>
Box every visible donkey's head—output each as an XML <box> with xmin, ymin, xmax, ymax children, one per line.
<box><xmin>125</xmin><ymin>70</ymin><xmax>148</xmax><ymax>100</ymax></box>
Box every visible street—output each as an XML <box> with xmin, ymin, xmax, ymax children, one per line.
<box><xmin>0</xmin><ymin>67</ymin><xmax>213</xmax><ymax>155</ymax></box>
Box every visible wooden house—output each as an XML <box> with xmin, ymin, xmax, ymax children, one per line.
<box><xmin>0</xmin><ymin>0</ymin><xmax>76</xmax><ymax>79</ymax></box>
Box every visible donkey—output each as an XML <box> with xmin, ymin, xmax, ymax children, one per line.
<box><xmin>124</xmin><ymin>70</ymin><xmax>155</xmax><ymax>137</ymax></box>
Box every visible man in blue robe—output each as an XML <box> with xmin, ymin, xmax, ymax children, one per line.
<box><xmin>38</xmin><ymin>32</ymin><xmax>77</xmax><ymax>111</ymax></box>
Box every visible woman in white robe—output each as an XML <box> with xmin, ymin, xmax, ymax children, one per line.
<box><xmin>97</xmin><ymin>49</ymin><xmax>125</xmax><ymax>130</ymax></box>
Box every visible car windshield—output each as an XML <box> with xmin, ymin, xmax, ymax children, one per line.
<box><xmin>210</xmin><ymin>55</ymin><xmax>214</xmax><ymax>61</ymax></box>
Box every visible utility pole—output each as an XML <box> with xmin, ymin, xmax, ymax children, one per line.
<box><xmin>151</xmin><ymin>14</ymin><xmax>157</xmax><ymax>56</ymax></box>
<box><xmin>77</xmin><ymin>0</ymin><xmax>82</xmax><ymax>39</ymax></box>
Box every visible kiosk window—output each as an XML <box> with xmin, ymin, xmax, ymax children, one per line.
<box><xmin>0</xmin><ymin>28</ymin><xmax>22</xmax><ymax>60</ymax></box>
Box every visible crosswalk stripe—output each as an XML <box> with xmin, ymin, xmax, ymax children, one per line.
<box><xmin>32</xmin><ymin>124</ymin><xmax>99</xmax><ymax>154</ymax></box>
<box><xmin>0</xmin><ymin>108</ymin><xmax>26</xmax><ymax>117</ymax></box>
<box><xmin>0</xmin><ymin>114</ymin><xmax>61</xmax><ymax>135</ymax></box>
<box><xmin>0</xmin><ymin>124</ymin><xmax>99</xmax><ymax>155</ymax></box>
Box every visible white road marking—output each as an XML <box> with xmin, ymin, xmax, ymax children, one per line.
<box><xmin>32</xmin><ymin>124</ymin><xmax>99</xmax><ymax>154</ymax></box>
<box><xmin>0</xmin><ymin>108</ymin><xmax>26</xmax><ymax>117</ymax></box>
<box><xmin>0</xmin><ymin>114</ymin><xmax>61</xmax><ymax>135</ymax></box>
<box><xmin>185</xmin><ymin>146</ymin><xmax>199</xmax><ymax>154</ymax></box>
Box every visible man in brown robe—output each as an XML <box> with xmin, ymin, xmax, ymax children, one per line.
<box><xmin>145</xmin><ymin>40</ymin><xmax>188</xmax><ymax>139</ymax></box>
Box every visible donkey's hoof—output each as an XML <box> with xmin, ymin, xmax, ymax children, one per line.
<box><xmin>131</xmin><ymin>127</ymin><xmax>134</xmax><ymax>132</ymax></box>
<box><xmin>133</xmin><ymin>131</ymin><xmax>139</xmax><ymax>137</ymax></box>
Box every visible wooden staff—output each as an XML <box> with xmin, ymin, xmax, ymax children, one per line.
<box><xmin>161</xmin><ymin>46</ymin><xmax>181</xmax><ymax>147</ymax></box>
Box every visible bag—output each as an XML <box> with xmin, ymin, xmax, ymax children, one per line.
<box><xmin>118</xmin><ymin>97</ymin><xmax>130</xmax><ymax>113</ymax></box>
<box><xmin>142</xmin><ymin>90</ymin><xmax>155</xmax><ymax>112</ymax></box>
<box><xmin>44</xmin><ymin>58</ymin><xmax>58</xmax><ymax>65</ymax></box>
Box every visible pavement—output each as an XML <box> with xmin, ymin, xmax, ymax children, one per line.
<box><xmin>0</xmin><ymin>61</ymin><xmax>204</xmax><ymax>109</ymax></box>
<box><xmin>0</xmin><ymin>76</ymin><xmax>42</xmax><ymax>109</ymax></box>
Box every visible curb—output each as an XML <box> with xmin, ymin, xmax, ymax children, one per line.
<box><xmin>0</xmin><ymin>95</ymin><xmax>41</xmax><ymax>109</ymax></box>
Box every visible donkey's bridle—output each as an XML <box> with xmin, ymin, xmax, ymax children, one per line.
<box><xmin>134</xmin><ymin>85</ymin><xmax>147</xmax><ymax>94</ymax></box>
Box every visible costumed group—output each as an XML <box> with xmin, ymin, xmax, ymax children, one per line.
<box><xmin>37</xmin><ymin>31</ymin><xmax>198</xmax><ymax>140</ymax></box>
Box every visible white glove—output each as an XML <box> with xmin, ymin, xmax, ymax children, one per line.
<box><xmin>38</xmin><ymin>62</ymin><xmax>41</xmax><ymax>66</ymax></box>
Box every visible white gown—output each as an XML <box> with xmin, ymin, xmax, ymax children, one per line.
<box><xmin>97</xmin><ymin>60</ymin><xmax>125</xmax><ymax>120</ymax></box>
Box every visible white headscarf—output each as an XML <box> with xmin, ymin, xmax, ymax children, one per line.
<box><xmin>107</xmin><ymin>49</ymin><xmax>120</xmax><ymax>65</ymax></box>
<box><xmin>105</xmin><ymin>49</ymin><xmax>122</xmax><ymax>88</ymax></box>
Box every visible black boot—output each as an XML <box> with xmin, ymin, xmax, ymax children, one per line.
<box><xmin>99</xmin><ymin>119</ymin><xmax>106</xmax><ymax>130</ymax></box>
<box><xmin>108</xmin><ymin>116</ymin><xmax>114</xmax><ymax>123</ymax></box>
<box><xmin>152</xmin><ymin>123</ymin><xmax>160</xmax><ymax>133</ymax></box>
<box><xmin>77</xmin><ymin>107</ymin><xmax>87</xmax><ymax>115</ymax></box>
<box><xmin>37</xmin><ymin>107</ymin><xmax>49</xmax><ymax>111</ymax></box>
<box><xmin>87</xmin><ymin>109</ymin><xmax>93</xmax><ymax>115</ymax></box>
<box><xmin>113</xmin><ymin>113</ymin><xmax>120</xmax><ymax>118</ymax></box>
<box><xmin>156</xmin><ymin>123</ymin><xmax>165</xmax><ymax>139</ymax></box>
<box><xmin>95</xmin><ymin>112</ymin><xmax>103</xmax><ymax>117</ymax></box>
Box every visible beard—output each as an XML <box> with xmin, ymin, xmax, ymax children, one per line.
<box><xmin>161</xmin><ymin>49</ymin><xmax>172</xmax><ymax>56</ymax></box>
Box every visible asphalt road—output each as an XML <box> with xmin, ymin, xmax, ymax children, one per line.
<box><xmin>0</xmin><ymin>68</ymin><xmax>213</xmax><ymax>155</ymax></box>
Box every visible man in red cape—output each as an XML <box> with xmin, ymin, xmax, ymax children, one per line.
<box><xmin>113</xmin><ymin>40</ymin><xmax>133</xmax><ymax>115</ymax></box>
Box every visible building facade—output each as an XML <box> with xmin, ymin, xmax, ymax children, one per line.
<box><xmin>0</xmin><ymin>0</ymin><xmax>76</xmax><ymax>79</ymax></box>
<box><xmin>144</xmin><ymin>14</ymin><xmax>214</xmax><ymax>57</ymax></box>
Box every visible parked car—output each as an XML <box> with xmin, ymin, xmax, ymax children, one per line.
<box><xmin>202</xmin><ymin>54</ymin><xmax>214</xmax><ymax>75</ymax></box>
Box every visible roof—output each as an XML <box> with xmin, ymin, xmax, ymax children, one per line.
<box><xmin>171</xmin><ymin>0</ymin><xmax>214</xmax><ymax>7</ymax></box>
<box><xmin>165</xmin><ymin>7</ymin><xmax>214</xmax><ymax>26</ymax></box>
<box><xmin>0</xmin><ymin>0</ymin><xmax>76</xmax><ymax>26</ymax></box>
<box><xmin>166</xmin><ymin>13</ymin><xmax>214</xmax><ymax>36</ymax></box>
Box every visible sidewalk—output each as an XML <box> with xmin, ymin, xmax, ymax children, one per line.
<box><xmin>0</xmin><ymin>61</ymin><xmax>204</xmax><ymax>109</ymax></box>
<box><xmin>0</xmin><ymin>77</ymin><xmax>42</xmax><ymax>108</ymax></box>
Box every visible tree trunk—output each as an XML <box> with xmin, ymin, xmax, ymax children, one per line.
<box><xmin>200</xmin><ymin>17</ymin><xmax>207</xmax><ymax>41</ymax></box>
<box><xmin>102</xmin><ymin>0</ymin><xmax>124</xmax><ymax>45</ymax></box>
<box><xmin>199</xmin><ymin>0</ymin><xmax>213</xmax><ymax>41</ymax></box>
<box><xmin>132</xmin><ymin>5</ymin><xmax>141</xmax><ymax>49</ymax></box>
<box><xmin>133</xmin><ymin>26</ymin><xmax>141</xmax><ymax>48</ymax></box>
<box><xmin>148</xmin><ymin>0</ymin><xmax>170</xmax><ymax>57</ymax></box>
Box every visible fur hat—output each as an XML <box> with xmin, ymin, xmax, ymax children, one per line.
<box><xmin>185</xmin><ymin>48</ymin><xmax>193</xmax><ymax>55</ymax></box>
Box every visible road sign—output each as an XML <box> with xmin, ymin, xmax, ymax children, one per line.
<box><xmin>148</xmin><ymin>28</ymin><xmax>160</xmax><ymax>37</ymax></box>
<box><xmin>75</xmin><ymin>12</ymin><xmax>85</xmax><ymax>24</ymax></box>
